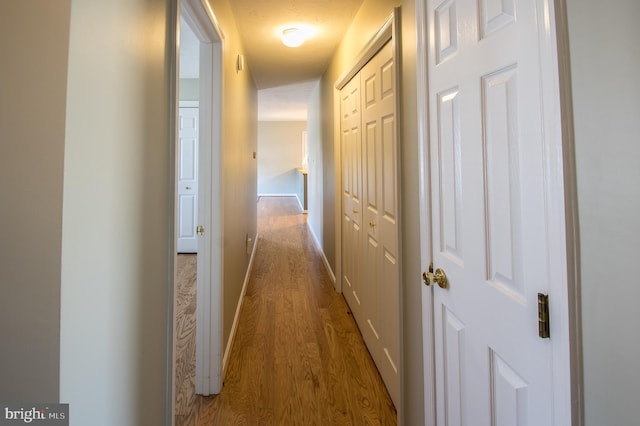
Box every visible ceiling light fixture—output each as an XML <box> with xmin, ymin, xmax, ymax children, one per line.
<box><xmin>281</xmin><ymin>28</ymin><xmax>305</xmax><ymax>48</ymax></box>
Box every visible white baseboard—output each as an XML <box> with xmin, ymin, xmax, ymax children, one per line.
<box><xmin>307</xmin><ymin>223</ymin><xmax>336</xmax><ymax>285</ymax></box>
<box><xmin>295</xmin><ymin>194</ymin><xmax>308</xmax><ymax>213</ymax></box>
<box><xmin>222</xmin><ymin>232</ymin><xmax>259</xmax><ymax>379</ymax></box>
<box><xmin>257</xmin><ymin>194</ymin><xmax>307</xmax><ymax>213</ymax></box>
<box><xmin>257</xmin><ymin>193</ymin><xmax>297</xmax><ymax>198</ymax></box>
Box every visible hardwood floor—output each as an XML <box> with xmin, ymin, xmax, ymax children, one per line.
<box><xmin>174</xmin><ymin>253</ymin><xmax>198</xmax><ymax>420</ymax></box>
<box><xmin>175</xmin><ymin>196</ymin><xmax>397</xmax><ymax>425</ymax></box>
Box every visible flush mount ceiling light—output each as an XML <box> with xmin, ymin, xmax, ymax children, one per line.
<box><xmin>281</xmin><ymin>27</ymin><xmax>305</xmax><ymax>48</ymax></box>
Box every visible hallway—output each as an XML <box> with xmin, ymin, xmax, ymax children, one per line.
<box><xmin>175</xmin><ymin>196</ymin><xmax>396</xmax><ymax>425</ymax></box>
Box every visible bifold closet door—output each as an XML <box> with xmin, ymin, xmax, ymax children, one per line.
<box><xmin>341</xmin><ymin>40</ymin><xmax>400</xmax><ymax>407</ymax></box>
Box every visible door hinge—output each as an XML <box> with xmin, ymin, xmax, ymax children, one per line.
<box><xmin>538</xmin><ymin>293</ymin><xmax>550</xmax><ymax>339</ymax></box>
<box><xmin>197</xmin><ymin>225</ymin><xmax>205</xmax><ymax>236</ymax></box>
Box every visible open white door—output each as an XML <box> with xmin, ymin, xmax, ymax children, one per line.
<box><xmin>180</xmin><ymin>0</ymin><xmax>224</xmax><ymax>396</ymax></box>
<box><xmin>420</xmin><ymin>0</ymin><xmax>574</xmax><ymax>424</ymax></box>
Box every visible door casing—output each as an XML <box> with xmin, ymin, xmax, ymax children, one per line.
<box><xmin>177</xmin><ymin>0</ymin><xmax>225</xmax><ymax>397</ymax></box>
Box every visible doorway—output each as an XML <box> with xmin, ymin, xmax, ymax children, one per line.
<box><xmin>174</xmin><ymin>0</ymin><xmax>225</xmax><ymax>409</ymax></box>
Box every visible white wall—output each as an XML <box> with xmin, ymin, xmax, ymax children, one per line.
<box><xmin>0</xmin><ymin>0</ymin><xmax>70</xmax><ymax>403</ymax></box>
<box><xmin>257</xmin><ymin>121</ymin><xmax>307</xmax><ymax>196</ymax></box>
<box><xmin>565</xmin><ymin>0</ymin><xmax>640</xmax><ymax>424</ymax></box>
<box><xmin>60</xmin><ymin>1</ymin><xmax>172</xmax><ymax>424</ymax></box>
<box><xmin>307</xmin><ymin>82</ymin><xmax>325</xmax><ymax>252</ymax></box>
<box><xmin>180</xmin><ymin>78</ymin><xmax>199</xmax><ymax>101</ymax></box>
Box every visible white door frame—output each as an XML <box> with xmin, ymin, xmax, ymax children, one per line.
<box><xmin>180</xmin><ymin>0</ymin><xmax>225</xmax><ymax>396</ymax></box>
<box><xmin>415</xmin><ymin>0</ymin><xmax>582</xmax><ymax>424</ymax></box>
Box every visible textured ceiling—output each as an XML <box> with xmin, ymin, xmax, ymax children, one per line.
<box><xmin>258</xmin><ymin>80</ymin><xmax>319</xmax><ymax>121</ymax></box>
<box><xmin>228</xmin><ymin>0</ymin><xmax>365</xmax><ymax>90</ymax></box>
<box><xmin>181</xmin><ymin>1</ymin><xmax>364</xmax><ymax>120</ymax></box>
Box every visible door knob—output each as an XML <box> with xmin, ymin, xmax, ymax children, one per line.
<box><xmin>422</xmin><ymin>271</ymin><xmax>430</xmax><ymax>286</ymax></box>
<box><xmin>186</xmin><ymin>186</ymin><xmax>192</xmax><ymax>190</ymax></box>
<box><xmin>422</xmin><ymin>263</ymin><xmax>448</xmax><ymax>289</ymax></box>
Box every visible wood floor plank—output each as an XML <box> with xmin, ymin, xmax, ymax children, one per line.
<box><xmin>174</xmin><ymin>196</ymin><xmax>396</xmax><ymax>425</ymax></box>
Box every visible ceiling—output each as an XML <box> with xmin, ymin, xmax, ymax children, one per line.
<box><xmin>180</xmin><ymin>0</ymin><xmax>364</xmax><ymax>120</ymax></box>
<box><xmin>257</xmin><ymin>80</ymin><xmax>319</xmax><ymax>121</ymax></box>
<box><xmin>227</xmin><ymin>0</ymin><xmax>365</xmax><ymax>90</ymax></box>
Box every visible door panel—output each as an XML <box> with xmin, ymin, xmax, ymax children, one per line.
<box><xmin>490</xmin><ymin>350</ymin><xmax>528</xmax><ymax>426</ymax></box>
<box><xmin>360</xmin><ymin>40</ymin><xmax>400</xmax><ymax>405</ymax></box>
<box><xmin>441</xmin><ymin>305</ymin><xmax>465</xmax><ymax>426</ymax></box>
<box><xmin>177</xmin><ymin>107</ymin><xmax>198</xmax><ymax>253</ymax></box>
<box><xmin>436</xmin><ymin>87</ymin><xmax>463</xmax><ymax>265</ymax></box>
<box><xmin>482</xmin><ymin>65</ymin><xmax>524</xmax><ymax>297</ymax></box>
<box><xmin>341</xmin><ymin>74</ymin><xmax>363</xmax><ymax>321</ymax></box>
<box><xmin>426</xmin><ymin>0</ymin><xmax>560</xmax><ymax>424</ymax></box>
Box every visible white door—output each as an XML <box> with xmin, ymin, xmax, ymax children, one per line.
<box><xmin>360</xmin><ymin>40</ymin><xmax>400</xmax><ymax>406</ymax></box>
<box><xmin>340</xmin><ymin>38</ymin><xmax>401</xmax><ymax>407</ymax></box>
<box><xmin>425</xmin><ymin>0</ymin><xmax>569</xmax><ymax>424</ymax></box>
<box><xmin>177</xmin><ymin>106</ymin><xmax>198</xmax><ymax>253</ymax></box>
<box><xmin>341</xmin><ymin>73</ymin><xmax>364</xmax><ymax>322</ymax></box>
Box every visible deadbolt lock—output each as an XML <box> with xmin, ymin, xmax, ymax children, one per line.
<box><xmin>422</xmin><ymin>262</ymin><xmax>448</xmax><ymax>289</ymax></box>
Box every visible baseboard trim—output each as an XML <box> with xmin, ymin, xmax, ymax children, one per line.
<box><xmin>257</xmin><ymin>193</ymin><xmax>297</xmax><ymax>197</ymax></box>
<box><xmin>295</xmin><ymin>194</ymin><xmax>308</xmax><ymax>213</ymax></box>
<box><xmin>307</xmin><ymin>223</ymin><xmax>336</xmax><ymax>286</ymax></box>
<box><xmin>222</xmin><ymin>232</ymin><xmax>259</xmax><ymax>379</ymax></box>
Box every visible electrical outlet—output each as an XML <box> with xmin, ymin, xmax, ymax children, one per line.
<box><xmin>246</xmin><ymin>235</ymin><xmax>253</xmax><ymax>255</ymax></box>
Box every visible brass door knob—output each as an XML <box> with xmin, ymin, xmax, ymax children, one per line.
<box><xmin>422</xmin><ymin>271</ymin><xmax>431</xmax><ymax>286</ymax></box>
<box><xmin>422</xmin><ymin>264</ymin><xmax>448</xmax><ymax>289</ymax></box>
<box><xmin>433</xmin><ymin>268</ymin><xmax>448</xmax><ymax>289</ymax></box>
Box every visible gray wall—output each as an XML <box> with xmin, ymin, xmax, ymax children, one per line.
<box><xmin>0</xmin><ymin>0</ymin><xmax>70</xmax><ymax>403</ymax></box>
<box><xmin>397</xmin><ymin>4</ymin><xmax>425</xmax><ymax>423</ymax></box>
<box><xmin>565</xmin><ymin>0</ymin><xmax>640</xmax><ymax>424</ymax></box>
<box><xmin>257</xmin><ymin>121</ymin><xmax>307</xmax><ymax>196</ymax></box>
<box><xmin>0</xmin><ymin>0</ymin><xmax>256</xmax><ymax>423</ymax></box>
<box><xmin>60</xmin><ymin>0</ymin><xmax>172</xmax><ymax>424</ymax></box>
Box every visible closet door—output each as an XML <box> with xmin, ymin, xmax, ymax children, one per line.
<box><xmin>340</xmin><ymin>39</ymin><xmax>400</xmax><ymax>407</ymax></box>
<box><xmin>360</xmin><ymin>40</ymin><xmax>399</xmax><ymax>406</ymax></box>
<box><xmin>341</xmin><ymin>74</ymin><xmax>364</xmax><ymax>322</ymax></box>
